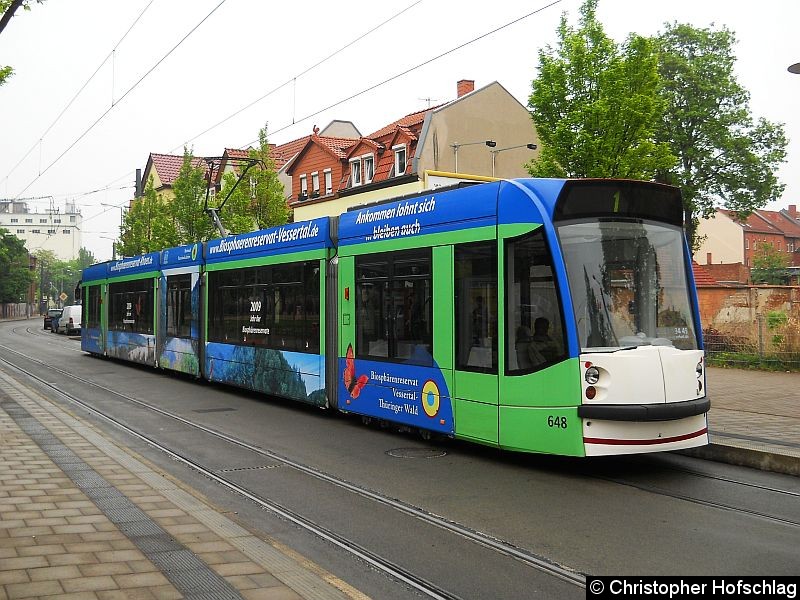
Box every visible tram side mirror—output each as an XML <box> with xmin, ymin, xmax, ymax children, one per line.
<box><xmin>74</xmin><ymin>280</ymin><xmax>82</xmax><ymax>303</ymax></box>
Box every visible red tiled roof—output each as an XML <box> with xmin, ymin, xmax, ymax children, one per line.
<box><xmin>719</xmin><ymin>209</ymin><xmax>782</xmax><ymax>235</ymax></box>
<box><xmin>316</xmin><ymin>136</ymin><xmax>357</xmax><ymax>159</ymax></box>
<box><xmin>757</xmin><ymin>209</ymin><xmax>800</xmax><ymax>238</ymax></box>
<box><xmin>224</xmin><ymin>148</ymin><xmax>251</xmax><ymax>160</ymax></box>
<box><xmin>692</xmin><ymin>261</ymin><xmax>717</xmax><ymax>287</ymax></box>
<box><xmin>273</xmin><ymin>136</ymin><xmax>311</xmax><ymax>170</ymax></box>
<box><xmin>147</xmin><ymin>153</ymin><xmax>215</xmax><ymax>188</ymax></box>
<box><xmin>366</xmin><ymin>104</ymin><xmax>444</xmax><ymax>139</ymax></box>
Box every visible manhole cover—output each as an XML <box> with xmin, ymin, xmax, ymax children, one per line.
<box><xmin>386</xmin><ymin>447</ymin><xmax>447</xmax><ymax>459</ymax></box>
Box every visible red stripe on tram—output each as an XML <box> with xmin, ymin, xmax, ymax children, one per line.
<box><xmin>584</xmin><ymin>427</ymin><xmax>708</xmax><ymax>446</ymax></box>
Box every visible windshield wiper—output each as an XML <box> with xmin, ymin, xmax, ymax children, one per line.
<box><xmin>582</xmin><ymin>346</ymin><xmax>639</xmax><ymax>354</ymax></box>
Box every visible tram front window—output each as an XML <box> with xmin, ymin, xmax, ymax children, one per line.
<box><xmin>557</xmin><ymin>220</ymin><xmax>698</xmax><ymax>352</ymax></box>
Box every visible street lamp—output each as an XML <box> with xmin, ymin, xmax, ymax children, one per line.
<box><xmin>101</xmin><ymin>202</ymin><xmax>126</xmax><ymax>231</ymax></box>
<box><xmin>789</xmin><ymin>63</ymin><xmax>800</xmax><ymax>74</ymax></box>
<box><xmin>451</xmin><ymin>140</ymin><xmax>496</xmax><ymax>173</ymax></box>
<box><xmin>489</xmin><ymin>143</ymin><xmax>537</xmax><ymax>177</ymax></box>
<box><xmin>100</xmin><ymin>235</ymin><xmax>117</xmax><ymax>260</ymax></box>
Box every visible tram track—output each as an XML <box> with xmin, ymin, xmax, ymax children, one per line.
<box><xmin>0</xmin><ymin>336</ymin><xmax>587</xmax><ymax>596</ymax></box>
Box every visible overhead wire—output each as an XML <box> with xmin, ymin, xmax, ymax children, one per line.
<box><xmin>239</xmin><ymin>0</ymin><xmax>564</xmax><ymax>147</ymax></box>
<box><xmin>14</xmin><ymin>0</ymin><xmax>563</xmax><ymax>223</ymax></box>
<box><xmin>170</xmin><ymin>0</ymin><xmax>422</xmax><ymax>154</ymax></box>
<box><xmin>0</xmin><ymin>0</ymin><xmax>156</xmax><ymax>187</ymax></box>
<box><xmin>12</xmin><ymin>0</ymin><xmax>228</xmax><ymax>200</ymax></box>
<box><xmin>97</xmin><ymin>0</ymin><xmax>425</xmax><ymax>194</ymax></box>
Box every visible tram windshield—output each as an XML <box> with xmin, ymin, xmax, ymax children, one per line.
<box><xmin>557</xmin><ymin>220</ymin><xmax>698</xmax><ymax>352</ymax></box>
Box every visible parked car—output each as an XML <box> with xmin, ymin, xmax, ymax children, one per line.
<box><xmin>43</xmin><ymin>308</ymin><xmax>62</xmax><ymax>330</ymax></box>
<box><xmin>56</xmin><ymin>305</ymin><xmax>82</xmax><ymax>335</ymax></box>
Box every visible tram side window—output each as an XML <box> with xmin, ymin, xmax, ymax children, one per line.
<box><xmin>505</xmin><ymin>229</ymin><xmax>567</xmax><ymax>374</ymax></box>
<box><xmin>455</xmin><ymin>241</ymin><xmax>497</xmax><ymax>373</ymax></box>
<box><xmin>166</xmin><ymin>274</ymin><xmax>192</xmax><ymax>338</ymax></box>
<box><xmin>108</xmin><ymin>279</ymin><xmax>154</xmax><ymax>335</ymax></box>
<box><xmin>356</xmin><ymin>249</ymin><xmax>433</xmax><ymax>366</ymax></box>
<box><xmin>85</xmin><ymin>286</ymin><xmax>101</xmax><ymax>329</ymax></box>
<box><xmin>207</xmin><ymin>262</ymin><xmax>320</xmax><ymax>353</ymax></box>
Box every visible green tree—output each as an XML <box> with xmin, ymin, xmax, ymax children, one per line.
<box><xmin>118</xmin><ymin>177</ymin><xmax>175</xmax><ymax>256</ymax></box>
<box><xmin>76</xmin><ymin>247</ymin><xmax>96</xmax><ymax>271</ymax></box>
<box><xmin>655</xmin><ymin>23</ymin><xmax>788</xmax><ymax>250</ymax></box>
<box><xmin>1</xmin><ymin>1</ymin><xmax>45</xmax><ymax>86</ymax></box>
<box><xmin>750</xmin><ymin>242</ymin><xmax>789</xmax><ymax>285</ymax></box>
<box><xmin>218</xmin><ymin>126</ymin><xmax>289</xmax><ymax>235</ymax></box>
<box><xmin>171</xmin><ymin>148</ymin><xmax>215</xmax><ymax>244</ymax></box>
<box><xmin>527</xmin><ymin>0</ymin><xmax>674</xmax><ymax>179</ymax></box>
<box><xmin>0</xmin><ymin>229</ymin><xmax>33</xmax><ymax>302</ymax></box>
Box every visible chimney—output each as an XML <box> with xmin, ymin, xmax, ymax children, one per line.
<box><xmin>135</xmin><ymin>168</ymin><xmax>142</xmax><ymax>198</ymax></box>
<box><xmin>457</xmin><ymin>79</ymin><xmax>475</xmax><ymax>98</ymax></box>
<box><xmin>789</xmin><ymin>205</ymin><xmax>797</xmax><ymax>220</ymax></box>
<box><xmin>706</xmin><ymin>252</ymin><xmax>712</xmax><ymax>265</ymax></box>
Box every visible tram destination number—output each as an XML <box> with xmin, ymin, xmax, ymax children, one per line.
<box><xmin>547</xmin><ymin>415</ymin><xmax>568</xmax><ymax>429</ymax></box>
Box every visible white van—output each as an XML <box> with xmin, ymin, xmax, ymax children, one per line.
<box><xmin>57</xmin><ymin>305</ymin><xmax>82</xmax><ymax>334</ymax></box>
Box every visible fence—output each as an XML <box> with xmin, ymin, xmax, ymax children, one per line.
<box><xmin>0</xmin><ymin>303</ymin><xmax>36</xmax><ymax>320</ymax></box>
<box><xmin>704</xmin><ymin>313</ymin><xmax>800</xmax><ymax>370</ymax></box>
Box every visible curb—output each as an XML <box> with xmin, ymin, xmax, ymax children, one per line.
<box><xmin>679</xmin><ymin>444</ymin><xmax>800</xmax><ymax>477</ymax></box>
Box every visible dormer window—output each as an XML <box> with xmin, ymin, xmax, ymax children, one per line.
<box><xmin>363</xmin><ymin>154</ymin><xmax>375</xmax><ymax>184</ymax></box>
<box><xmin>393</xmin><ymin>144</ymin><xmax>407</xmax><ymax>176</ymax></box>
<box><xmin>324</xmin><ymin>169</ymin><xmax>332</xmax><ymax>195</ymax></box>
<box><xmin>350</xmin><ymin>159</ymin><xmax>362</xmax><ymax>186</ymax></box>
<box><xmin>311</xmin><ymin>172</ymin><xmax>320</xmax><ymax>197</ymax></box>
<box><xmin>299</xmin><ymin>174</ymin><xmax>308</xmax><ymax>199</ymax></box>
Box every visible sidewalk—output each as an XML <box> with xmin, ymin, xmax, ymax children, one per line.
<box><xmin>0</xmin><ymin>369</ymin><xmax>364</xmax><ymax>600</ymax></box>
<box><xmin>684</xmin><ymin>367</ymin><xmax>800</xmax><ymax>476</ymax></box>
<box><xmin>1</xmin><ymin>356</ymin><xmax>797</xmax><ymax>600</ymax></box>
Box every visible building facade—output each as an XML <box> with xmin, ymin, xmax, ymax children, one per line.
<box><xmin>0</xmin><ymin>200</ymin><xmax>82</xmax><ymax>260</ymax></box>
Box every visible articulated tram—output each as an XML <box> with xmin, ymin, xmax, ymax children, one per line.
<box><xmin>81</xmin><ymin>178</ymin><xmax>709</xmax><ymax>457</ymax></box>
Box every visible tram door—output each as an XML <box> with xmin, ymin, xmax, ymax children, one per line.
<box><xmin>452</xmin><ymin>241</ymin><xmax>499</xmax><ymax>445</ymax></box>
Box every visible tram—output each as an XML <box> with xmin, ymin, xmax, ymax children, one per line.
<box><xmin>81</xmin><ymin>178</ymin><xmax>709</xmax><ymax>457</ymax></box>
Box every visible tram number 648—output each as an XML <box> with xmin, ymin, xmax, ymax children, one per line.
<box><xmin>547</xmin><ymin>416</ymin><xmax>568</xmax><ymax>429</ymax></box>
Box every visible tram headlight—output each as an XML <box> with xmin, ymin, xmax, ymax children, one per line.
<box><xmin>696</xmin><ymin>362</ymin><xmax>703</xmax><ymax>378</ymax></box>
<box><xmin>585</xmin><ymin>366</ymin><xmax>600</xmax><ymax>385</ymax></box>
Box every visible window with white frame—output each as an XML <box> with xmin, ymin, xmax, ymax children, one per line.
<box><xmin>350</xmin><ymin>159</ymin><xmax>362</xmax><ymax>186</ymax></box>
<box><xmin>746</xmin><ymin>239</ymin><xmax>749</xmax><ymax>250</ymax></box>
<box><xmin>363</xmin><ymin>154</ymin><xmax>375</xmax><ymax>184</ymax></box>
<box><xmin>10</xmin><ymin>218</ymin><xmax>17</xmax><ymax>223</ymax></box>
<box><xmin>393</xmin><ymin>144</ymin><xmax>407</xmax><ymax>176</ymax></box>
<box><xmin>25</xmin><ymin>218</ymin><xmax>32</xmax><ymax>223</ymax></box>
<box><xmin>299</xmin><ymin>174</ymin><xmax>308</xmax><ymax>198</ymax></box>
<box><xmin>311</xmin><ymin>172</ymin><xmax>320</xmax><ymax>196</ymax></box>
<box><xmin>16</xmin><ymin>229</ymin><xmax>24</xmax><ymax>234</ymax></box>
<box><xmin>324</xmin><ymin>169</ymin><xmax>332</xmax><ymax>195</ymax></box>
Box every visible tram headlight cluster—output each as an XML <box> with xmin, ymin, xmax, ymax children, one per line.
<box><xmin>696</xmin><ymin>358</ymin><xmax>704</xmax><ymax>394</ymax></box>
<box><xmin>585</xmin><ymin>366</ymin><xmax>600</xmax><ymax>385</ymax></box>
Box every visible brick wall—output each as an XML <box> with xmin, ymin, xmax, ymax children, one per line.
<box><xmin>703</xmin><ymin>262</ymin><xmax>749</xmax><ymax>284</ymax></box>
<box><xmin>697</xmin><ymin>285</ymin><xmax>800</xmax><ymax>329</ymax></box>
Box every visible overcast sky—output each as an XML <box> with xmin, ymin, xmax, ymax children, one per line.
<box><xmin>1</xmin><ymin>0</ymin><xmax>798</xmax><ymax>262</ymax></box>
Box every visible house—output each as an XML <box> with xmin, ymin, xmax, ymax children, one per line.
<box><xmin>136</xmin><ymin>153</ymin><xmax>217</xmax><ymax>203</ymax></box>
<box><xmin>756</xmin><ymin>206</ymin><xmax>800</xmax><ymax>267</ymax></box>
<box><xmin>695</xmin><ymin>209</ymin><xmax>786</xmax><ymax>269</ymax></box>
<box><xmin>286</xmin><ymin>80</ymin><xmax>540</xmax><ymax>221</ymax></box>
